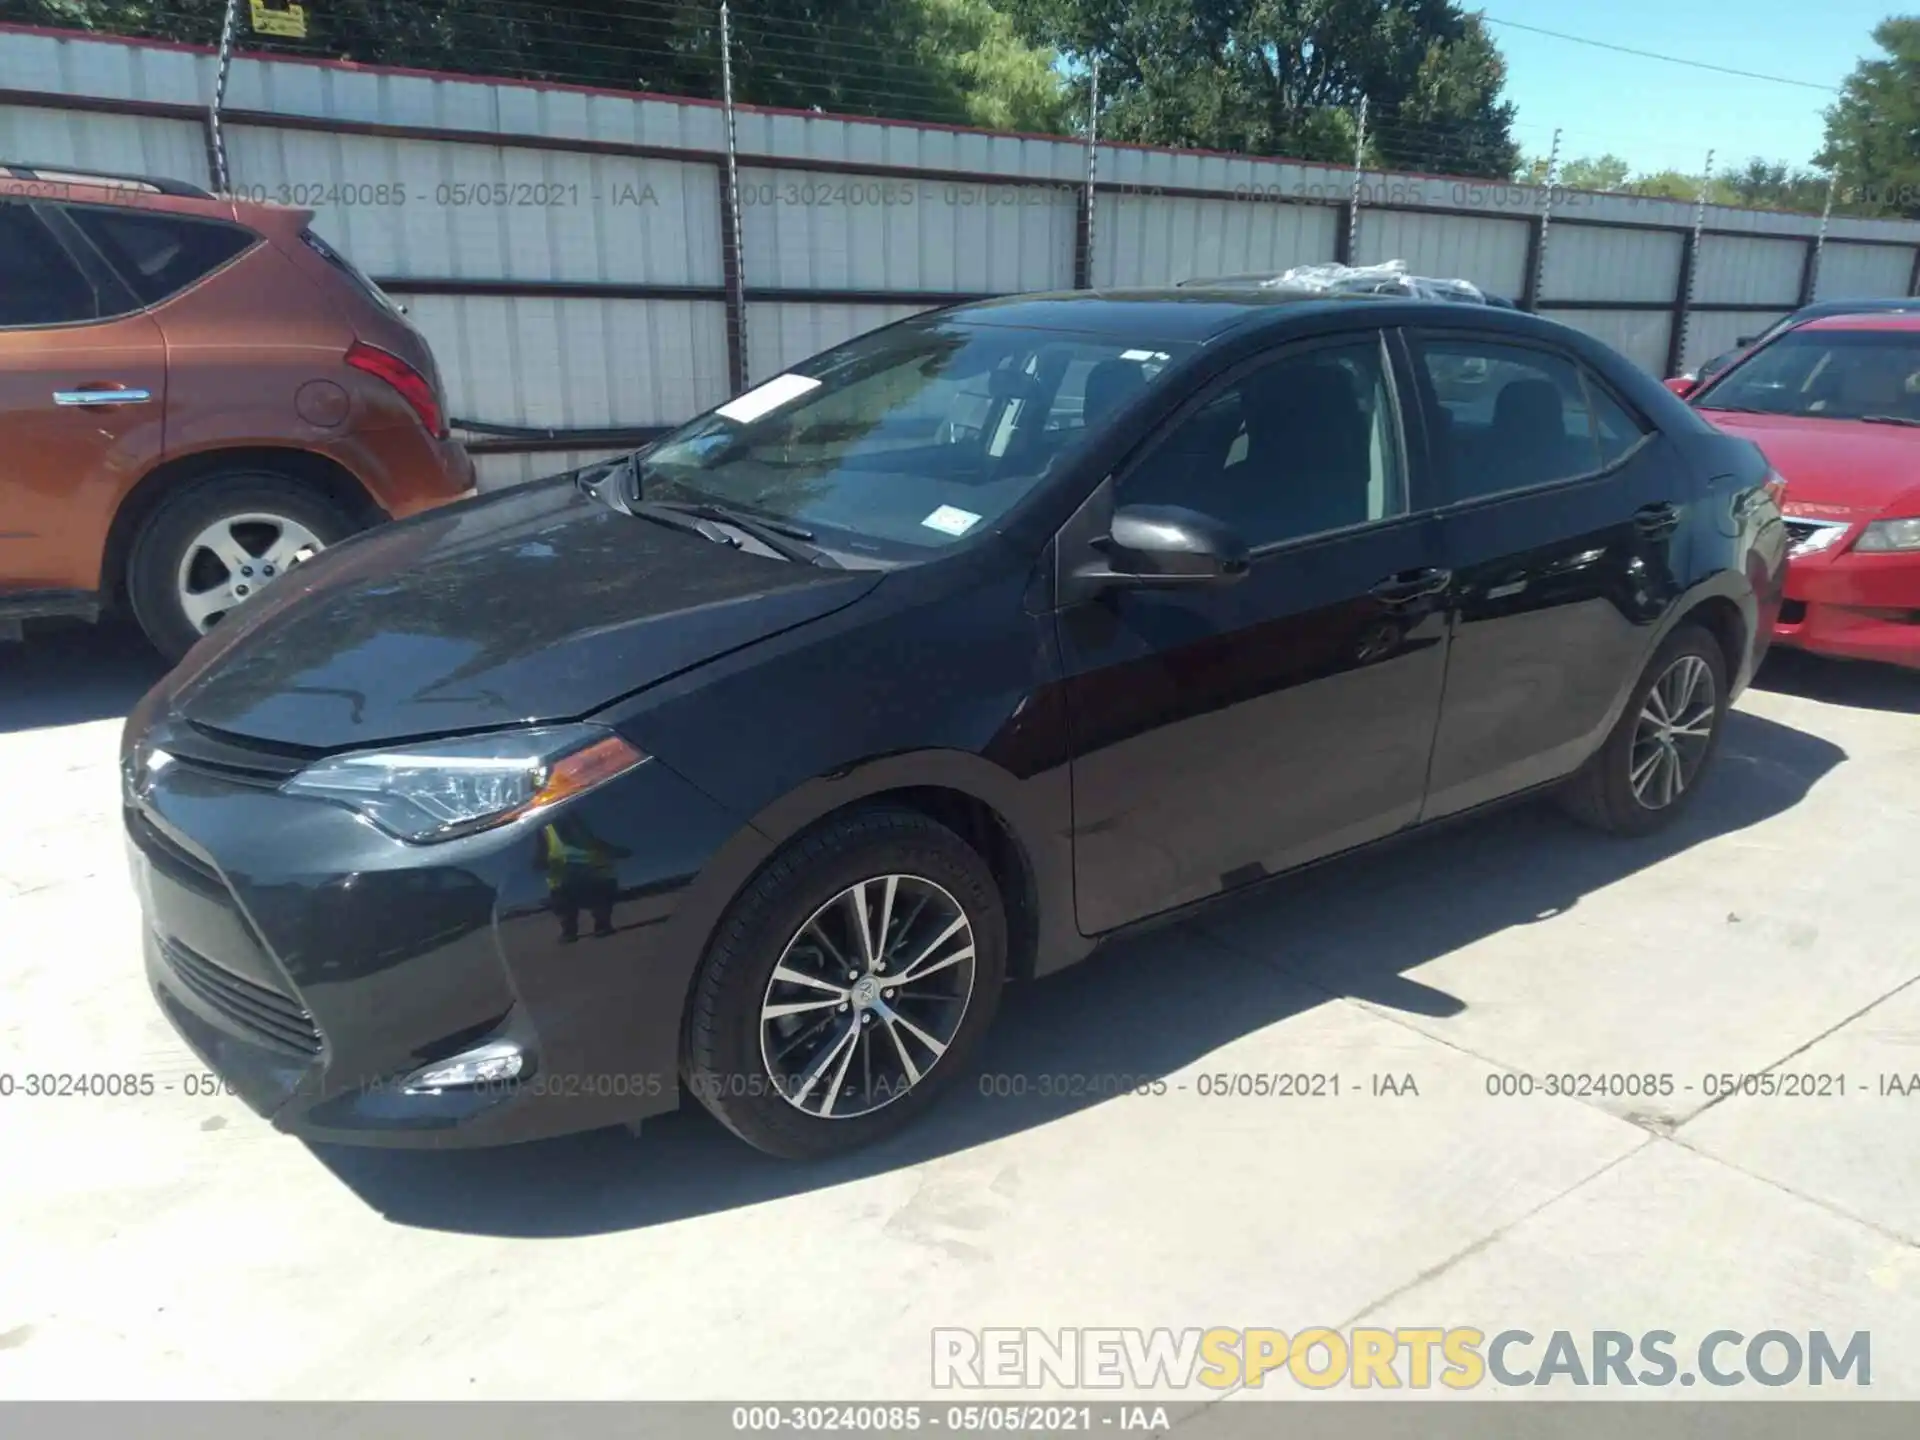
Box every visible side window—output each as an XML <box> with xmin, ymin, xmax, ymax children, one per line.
<box><xmin>1119</xmin><ymin>339</ymin><xmax>1405</xmax><ymax>549</ymax></box>
<box><xmin>1587</xmin><ymin>377</ymin><xmax>1651</xmax><ymax>468</ymax></box>
<box><xmin>63</xmin><ymin>206</ymin><xmax>256</xmax><ymax>307</ymax></box>
<box><xmin>1418</xmin><ymin>338</ymin><xmax>1604</xmax><ymax>501</ymax></box>
<box><xmin>0</xmin><ymin>202</ymin><xmax>98</xmax><ymax>328</ymax></box>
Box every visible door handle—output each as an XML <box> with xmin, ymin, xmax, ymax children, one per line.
<box><xmin>54</xmin><ymin>388</ymin><xmax>153</xmax><ymax>406</ymax></box>
<box><xmin>1369</xmin><ymin>567</ymin><xmax>1452</xmax><ymax>605</ymax></box>
<box><xmin>1634</xmin><ymin>502</ymin><xmax>1680</xmax><ymax>536</ymax></box>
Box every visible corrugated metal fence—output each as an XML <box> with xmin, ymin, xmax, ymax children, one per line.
<box><xmin>5</xmin><ymin>22</ymin><xmax>1920</xmax><ymax>490</ymax></box>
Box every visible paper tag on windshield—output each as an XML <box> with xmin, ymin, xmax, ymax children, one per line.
<box><xmin>716</xmin><ymin>372</ymin><xmax>822</xmax><ymax>424</ymax></box>
<box><xmin>921</xmin><ymin>505</ymin><xmax>982</xmax><ymax>537</ymax></box>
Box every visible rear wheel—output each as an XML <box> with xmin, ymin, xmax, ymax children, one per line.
<box><xmin>1559</xmin><ymin>623</ymin><xmax>1729</xmax><ymax>836</ymax></box>
<box><xmin>685</xmin><ymin>808</ymin><xmax>1007</xmax><ymax>1159</ymax></box>
<box><xmin>128</xmin><ymin>472</ymin><xmax>358</xmax><ymax>662</ymax></box>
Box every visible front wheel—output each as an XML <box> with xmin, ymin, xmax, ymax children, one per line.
<box><xmin>1559</xmin><ymin>623</ymin><xmax>1729</xmax><ymax>836</ymax></box>
<box><xmin>685</xmin><ymin>808</ymin><xmax>1007</xmax><ymax>1159</ymax></box>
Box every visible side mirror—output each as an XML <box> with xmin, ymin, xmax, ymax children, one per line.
<box><xmin>1663</xmin><ymin>376</ymin><xmax>1697</xmax><ymax>399</ymax></box>
<box><xmin>1080</xmin><ymin>505</ymin><xmax>1251</xmax><ymax>589</ymax></box>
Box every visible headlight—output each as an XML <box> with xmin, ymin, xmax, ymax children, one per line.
<box><xmin>281</xmin><ymin>724</ymin><xmax>646</xmax><ymax>843</ymax></box>
<box><xmin>1854</xmin><ymin>517</ymin><xmax>1920</xmax><ymax>553</ymax></box>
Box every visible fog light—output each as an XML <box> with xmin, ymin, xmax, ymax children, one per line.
<box><xmin>402</xmin><ymin>1041</ymin><xmax>524</xmax><ymax>1094</ymax></box>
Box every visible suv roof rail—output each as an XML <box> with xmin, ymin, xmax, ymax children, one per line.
<box><xmin>3</xmin><ymin>162</ymin><xmax>214</xmax><ymax>200</ymax></box>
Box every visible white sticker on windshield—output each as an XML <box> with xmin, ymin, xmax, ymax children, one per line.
<box><xmin>921</xmin><ymin>505</ymin><xmax>982</xmax><ymax>537</ymax></box>
<box><xmin>716</xmin><ymin>372</ymin><xmax>822</xmax><ymax>424</ymax></box>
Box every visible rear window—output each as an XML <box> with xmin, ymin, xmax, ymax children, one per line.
<box><xmin>301</xmin><ymin>229</ymin><xmax>402</xmax><ymax>313</ymax></box>
<box><xmin>64</xmin><ymin>205</ymin><xmax>256</xmax><ymax>306</ymax></box>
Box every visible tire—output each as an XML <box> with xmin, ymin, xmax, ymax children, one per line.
<box><xmin>1559</xmin><ymin>623</ymin><xmax>1730</xmax><ymax>836</ymax></box>
<box><xmin>127</xmin><ymin>471</ymin><xmax>358</xmax><ymax>663</ymax></box>
<box><xmin>685</xmin><ymin>807</ymin><xmax>1008</xmax><ymax>1160</ymax></box>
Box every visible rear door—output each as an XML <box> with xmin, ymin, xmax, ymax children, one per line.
<box><xmin>1410</xmin><ymin>330</ymin><xmax>1684</xmax><ymax>819</ymax></box>
<box><xmin>0</xmin><ymin>200</ymin><xmax>166</xmax><ymax>603</ymax></box>
<box><xmin>1058</xmin><ymin>329</ymin><xmax>1453</xmax><ymax>934</ymax></box>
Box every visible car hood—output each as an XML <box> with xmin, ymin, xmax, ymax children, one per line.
<box><xmin>1698</xmin><ymin>410</ymin><xmax>1920</xmax><ymax>520</ymax></box>
<box><xmin>166</xmin><ymin>476</ymin><xmax>883</xmax><ymax>750</ymax></box>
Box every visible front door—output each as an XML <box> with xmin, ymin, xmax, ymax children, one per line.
<box><xmin>0</xmin><ymin>200</ymin><xmax>166</xmax><ymax>604</ymax></box>
<box><xmin>1058</xmin><ymin>332</ymin><xmax>1452</xmax><ymax>935</ymax></box>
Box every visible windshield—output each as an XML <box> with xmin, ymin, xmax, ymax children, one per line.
<box><xmin>632</xmin><ymin>319</ymin><xmax>1193</xmax><ymax>560</ymax></box>
<box><xmin>1695</xmin><ymin>328</ymin><xmax>1920</xmax><ymax>421</ymax></box>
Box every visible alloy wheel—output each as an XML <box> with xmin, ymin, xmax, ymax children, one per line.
<box><xmin>1629</xmin><ymin>653</ymin><xmax>1716</xmax><ymax>810</ymax></box>
<box><xmin>176</xmin><ymin>512</ymin><xmax>325</xmax><ymax>634</ymax></box>
<box><xmin>759</xmin><ymin>874</ymin><xmax>977</xmax><ymax>1120</ymax></box>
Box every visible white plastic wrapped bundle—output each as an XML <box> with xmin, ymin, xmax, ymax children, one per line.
<box><xmin>1262</xmin><ymin>259</ymin><xmax>1488</xmax><ymax>305</ymax></box>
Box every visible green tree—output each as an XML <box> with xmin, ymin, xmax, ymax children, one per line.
<box><xmin>3</xmin><ymin>0</ymin><xmax>1072</xmax><ymax>132</ymax></box>
<box><xmin>1721</xmin><ymin>157</ymin><xmax>1831</xmax><ymax>213</ymax></box>
<box><xmin>1514</xmin><ymin>154</ymin><xmax>1632</xmax><ymax>189</ymax></box>
<box><xmin>1816</xmin><ymin>15</ymin><xmax>1920</xmax><ymax>219</ymax></box>
<box><xmin>1006</xmin><ymin>0</ymin><xmax>1519</xmax><ymax>177</ymax></box>
<box><xmin>1561</xmin><ymin>154</ymin><xmax>1631</xmax><ymax>191</ymax></box>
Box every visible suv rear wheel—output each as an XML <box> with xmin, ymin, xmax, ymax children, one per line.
<box><xmin>128</xmin><ymin>471</ymin><xmax>358</xmax><ymax>662</ymax></box>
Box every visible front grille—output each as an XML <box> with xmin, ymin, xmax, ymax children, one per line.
<box><xmin>159</xmin><ymin>936</ymin><xmax>323</xmax><ymax>1057</ymax></box>
<box><xmin>1783</xmin><ymin>517</ymin><xmax>1850</xmax><ymax>558</ymax></box>
<box><xmin>162</xmin><ymin>722</ymin><xmax>314</xmax><ymax>789</ymax></box>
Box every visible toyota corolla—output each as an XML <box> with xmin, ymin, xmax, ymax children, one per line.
<box><xmin>123</xmin><ymin>288</ymin><xmax>1785</xmax><ymax>1159</ymax></box>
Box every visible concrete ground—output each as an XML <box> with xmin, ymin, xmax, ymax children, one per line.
<box><xmin>1</xmin><ymin>622</ymin><xmax>1917</xmax><ymax>1408</ymax></box>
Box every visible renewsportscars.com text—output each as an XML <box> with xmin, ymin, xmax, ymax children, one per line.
<box><xmin>931</xmin><ymin>1326</ymin><xmax>1871</xmax><ymax>1390</ymax></box>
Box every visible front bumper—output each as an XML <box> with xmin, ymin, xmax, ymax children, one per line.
<box><xmin>1773</xmin><ymin>539</ymin><xmax>1920</xmax><ymax>670</ymax></box>
<box><xmin>124</xmin><ymin>708</ymin><xmax>747</xmax><ymax>1148</ymax></box>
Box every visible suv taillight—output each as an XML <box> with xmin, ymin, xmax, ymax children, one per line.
<box><xmin>345</xmin><ymin>341</ymin><xmax>447</xmax><ymax>439</ymax></box>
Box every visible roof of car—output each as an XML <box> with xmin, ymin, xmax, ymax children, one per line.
<box><xmin>3</xmin><ymin>162</ymin><xmax>214</xmax><ymax>200</ymax></box>
<box><xmin>1796</xmin><ymin>311</ymin><xmax>1920</xmax><ymax>333</ymax></box>
<box><xmin>1797</xmin><ymin>296</ymin><xmax>1920</xmax><ymax>319</ymax></box>
<box><xmin>944</xmin><ymin>286</ymin><xmax>1531</xmax><ymax>344</ymax></box>
<box><xmin>2</xmin><ymin>163</ymin><xmax>304</xmax><ymax>230</ymax></box>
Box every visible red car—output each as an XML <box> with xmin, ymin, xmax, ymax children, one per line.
<box><xmin>1673</xmin><ymin>313</ymin><xmax>1920</xmax><ymax>670</ymax></box>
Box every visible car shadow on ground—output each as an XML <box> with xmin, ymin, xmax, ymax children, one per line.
<box><xmin>0</xmin><ymin>620</ymin><xmax>167</xmax><ymax>735</ymax></box>
<box><xmin>315</xmin><ymin>706</ymin><xmax>1845</xmax><ymax>1237</ymax></box>
<box><xmin>1752</xmin><ymin>648</ymin><xmax>1919</xmax><ymax>715</ymax></box>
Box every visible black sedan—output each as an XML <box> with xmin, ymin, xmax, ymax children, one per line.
<box><xmin>122</xmin><ymin>288</ymin><xmax>1787</xmax><ymax>1159</ymax></box>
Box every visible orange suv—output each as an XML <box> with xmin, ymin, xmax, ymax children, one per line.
<box><xmin>1</xmin><ymin>165</ymin><xmax>475</xmax><ymax>661</ymax></box>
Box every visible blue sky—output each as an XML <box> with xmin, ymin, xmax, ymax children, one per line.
<box><xmin>1482</xmin><ymin>0</ymin><xmax>1890</xmax><ymax>176</ymax></box>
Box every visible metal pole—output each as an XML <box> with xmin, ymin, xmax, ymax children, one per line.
<box><xmin>1676</xmin><ymin>148</ymin><xmax>1715</xmax><ymax>376</ymax></box>
<box><xmin>1533</xmin><ymin>126</ymin><xmax>1563</xmax><ymax>305</ymax></box>
<box><xmin>1809</xmin><ymin>169</ymin><xmax>1839</xmax><ymax>300</ymax></box>
<box><xmin>1082</xmin><ymin>55</ymin><xmax>1099</xmax><ymax>290</ymax></box>
<box><xmin>1346</xmin><ymin>95</ymin><xmax>1368</xmax><ymax>263</ymax></box>
<box><xmin>719</xmin><ymin>2</ymin><xmax>748</xmax><ymax>392</ymax></box>
<box><xmin>207</xmin><ymin>0</ymin><xmax>241</xmax><ymax>194</ymax></box>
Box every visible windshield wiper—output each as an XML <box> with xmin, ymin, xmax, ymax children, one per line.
<box><xmin>649</xmin><ymin>500</ymin><xmax>839</xmax><ymax>567</ymax></box>
<box><xmin>615</xmin><ymin>453</ymin><xmax>838</xmax><ymax>566</ymax></box>
<box><xmin>627</xmin><ymin>499</ymin><xmax>742</xmax><ymax>547</ymax></box>
<box><xmin>1862</xmin><ymin>414</ymin><xmax>1920</xmax><ymax>428</ymax></box>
